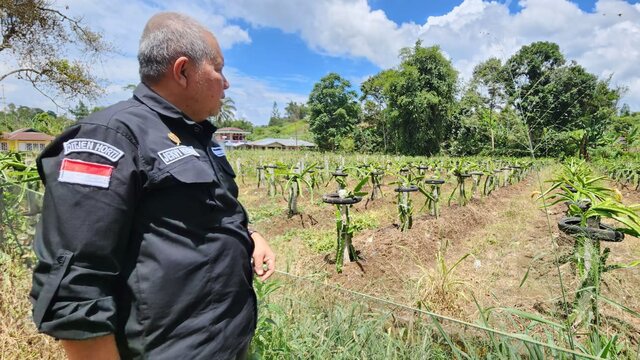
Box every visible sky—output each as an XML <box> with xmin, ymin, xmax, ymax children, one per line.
<box><xmin>1</xmin><ymin>0</ymin><xmax>639</xmax><ymax>125</ymax></box>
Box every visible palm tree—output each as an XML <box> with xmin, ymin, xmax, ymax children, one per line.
<box><xmin>211</xmin><ymin>97</ymin><xmax>237</xmax><ymax>126</ymax></box>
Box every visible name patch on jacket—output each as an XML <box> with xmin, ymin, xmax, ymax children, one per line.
<box><xmin>58</xmin><ymin>158</ymin><xmax>114</xmax><ymax>188</ymax></box>
<box><xmin>158</xmin><ymin>145</ymin><xmax>199</xmax><ymax>165</ymax></box>
<box><xmin>63</xmin><ymin>138</ymin><xmax>124</xmax><ymax>162</ymax></box>
<box><xmin>211</xmin><ymin>146</ymin><xmax>226</xmax><ymax>157</ymax></box>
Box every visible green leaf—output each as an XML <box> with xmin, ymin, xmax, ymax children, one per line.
<box><xmin>597</xmin><ymin>334</ymin><xmax>618</xmax><ymax>358</ymax></box>
<box><xmin>606</xmin><ymin>259</ymin><xmax>640</xmax><ymax>271</ymax></box>
<box><xmin>353</xmin><ymin>175</ymin><xmax>370</xmax><ymax>193</ymax></box>
<box><xmin>519</xmin><ymin>254</ymin><xmax>544</xmax><ymax>288</ymax></box>
<box><xmin>498</xmin><ymin>308</ymin><xmax>565</xmax><ymax>328</ymax></box>
<box><xmin>598</xmin><ymin>295</ymin><xmax>640</xmax><ymax>318</ymax></box>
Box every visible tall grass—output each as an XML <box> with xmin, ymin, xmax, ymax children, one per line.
<box><xmin>250</xmin><ymin>273</ymin><xmax>638</xmax><ymax>359</ymax></box>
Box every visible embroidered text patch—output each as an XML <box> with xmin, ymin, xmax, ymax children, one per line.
<box><xmin>158</xmin><ymin>145</ymin><xmax>199</xmax><ymax>165</ymax></box>
<box><xmin>63</xmin><ymin>138</ymin><xmax>124</xmax><ymax>162</ymax></box>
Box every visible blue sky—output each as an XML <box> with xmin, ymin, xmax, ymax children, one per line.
<box><xmin>1</xmin><ymin>0</ymin><xmax>639</xmax><ymax>125</ymax></box>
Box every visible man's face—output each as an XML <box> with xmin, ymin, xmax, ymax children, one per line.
<box><xmin>189</xmin><ymin>33</ymin><xmax>229</xmax><ymax>121</ymax></box>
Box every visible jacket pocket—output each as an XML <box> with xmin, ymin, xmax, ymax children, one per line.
<box><xmin>33</xmin><ymin>250</ymin><xmax>73</xmax><ymax>328</ymax></box>
<box><xmin>167</xmin><ymin>158</ymin><xmax>216</xmax><ymax>183</ymax></box>
<box><xmin>148</xmin><ymin>157</ymin><xmax>216</xmax><ymax>189</ymax></box>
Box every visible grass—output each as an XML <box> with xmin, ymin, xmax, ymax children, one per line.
<box><xmin>247</xmin><ymin>120</ymin><xmax>313</xmax><ymax>142</ymax></box>
<box><xmin>0</xmin><ymin>250</ymin><xmax>63</xmax><ymax>359</ymax></box>
<box><xmin>250</xmin><ymin>273</ymin><xmax>640</xmax><ymax>359</ymax></box>
<box><xmin>247</xmin><ymin>200</ymin><xmax>283</xmax><ymax>223</ymax></box>
<box><xmin>250</xmin><ymin>275</ymin><xmax>452</xmax><ymax>359</ymax></box>
<box><xmin>275</xmin><ymin>228</ymin><xmax>335</xmax><ymax>254</ymax></box>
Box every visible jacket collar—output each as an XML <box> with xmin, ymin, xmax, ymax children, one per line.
<box><xmin>133</xmin><ymin>82</ymin><xmax>188</xmax><ymax>120</ymax></box>
<box><xmin>133</xmin><ymin>83</ymin><xmax>217</xmax><ymax>137</ymax></box>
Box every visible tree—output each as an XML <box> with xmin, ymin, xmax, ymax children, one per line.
<box><xmin>0</xmin><ymin>0</ymin><xmax>110</xmax><ymax>104</ymax></box>
<box><xmin>619</xmin><ymin>103</ymin><xmax>631</xmax><ymax>117</ymax></box>
<box><xmin>210</xmin><ymin>97</ymin><xmax>254</xmax><ymax>131</ymax></box>
<box><xmin>503</xmin><ymin>42</ymin><xmax>620</xmax><ymax>158</ymax></box>
<box><xmin>572</xmin><ymin>73</ymin><xmax>620</xmax><ymax>159</ymax></box>
<box><xmin>212</xmin><ymin>97</ymin><xmax>236</xmax><ymax>124</ymax></box>
<box><xmin>503</xmin><ymin>41</ymin><xmax>565</xmax><ymax>145</ymax></box>
<box><xmin>386</xmin><ymin>42</ymin><xmax>458</xmax><ymax>155</ymax></box>
<box><xmin>0</xmin><ymin>103</ymin><xmax>72</xmax><ymax>135</ymax></box>
<box><xmin>215</xmin><ymin>118</ymin><xmax>253</xmax><ymax>132</ymax></box>
<box><xmin>70</xmin><ymin>100</ymin><xmax>90</xmax><ymax>120</ymax></box>
<box><xmin>360</xmin><ymin>69</ymin><xmax>398</xmax><ymax>153</ymax></box>
<box><xmin>31</xmin><ymin>111</ymin><xmax>73</xmax><ymax>135</ymax></box>
<box><xmin>283</xmin><ymin>101</ymin><xmax>308</xmax><ymax>123</ymax></box>
<box><xmin>469</xmin><ymin>57</ymin><xmax>506</xmax><ymax>151</ymax></box>
<box><xmin>268</xmin><ymin>101</ymin><xmax>283</xmax><ymax>126</ymax></box>
<box><xmin>308</xmin><ymin>73</ymin><xmax>360</xmax><ymax>151</ymax></box>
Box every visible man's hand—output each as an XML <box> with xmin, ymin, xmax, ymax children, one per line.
<box><xmin>61</xmin><ymin>334</ymin><xmax>120</xmax><ymax>360</ymax></box>
<box><xmin>250</xmin><ymin>232</ymin><xmax>275</xmax><ymax>281</ymax></box>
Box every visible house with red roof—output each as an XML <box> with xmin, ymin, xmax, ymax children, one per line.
<box><xmin>0</xmin><ymin>128</ymin><xmax>54</xmax><ymax>152</ymax></box>
<box><xmin>214</xmin><ymin>127</ymin><xmax>250</xmax><ymax>147</ymax></box>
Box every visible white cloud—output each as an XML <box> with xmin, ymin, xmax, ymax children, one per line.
<box><xmin>224</xmin><ymin>67</ymin><xmax>308</xmax><ymax>124</ymax></box>
<box><xmin>209</xmin><ymin>0</ymin><xmax>421</xmax><ymax>68</ymax></box>
<box><xmin>210</xmin><ymin>0</ymin><xmax>640</xmax><ymax>109</ymax></box>
<box><xmin>2</xmin><ymin>0</ymin><xmax>640</xmax><ymax>124</ymax></box>
<box><xmin>421</xmin><ymin>0</ymin><xmax>640</xmax><ymax>108</ymax></box>
<box><xmin>60</xmin><ymin>0</ymin><xmax>250</xmax><ymax>54</ymax></box>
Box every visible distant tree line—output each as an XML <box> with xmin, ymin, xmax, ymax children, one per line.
<box><xmin>0</xmin><ymin>101</ymin><xmax>104</xmax><ymax>135</ymax></box>
<box><xmin>268</xmin><ymin>101</ymin><xmax>309</xmax><ymax>127</ymax></box>
<box><xmin>307</xmin><ymin>40</ymin><xmax>629</xmax><ymax>159</ymax></box>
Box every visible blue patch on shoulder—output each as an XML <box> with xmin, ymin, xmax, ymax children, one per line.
<box><xmin>211</xmin><ymin>146</ymin><xmax>226</xmax><ymax>157</ymax></box>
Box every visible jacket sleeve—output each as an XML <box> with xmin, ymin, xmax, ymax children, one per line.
<box><xmin>30</xmin><ymin>122</ymin><xmax>141</xmax><ymax>340</ymax></box>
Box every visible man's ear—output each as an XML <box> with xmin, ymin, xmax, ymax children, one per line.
<box><xmin>172</xmin><ymin>56</ymin><xmax>189</xmax><ymax>88</ymax></box>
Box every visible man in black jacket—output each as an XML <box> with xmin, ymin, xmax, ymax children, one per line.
<box><xmin>30</xmin><ymin>12</ymin><xmax>275</xmax><ymax>360</ymax></box>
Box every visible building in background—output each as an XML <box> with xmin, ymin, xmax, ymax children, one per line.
<box><xmin>246</xmin><ymin>138</ymin><xmax>316</xmax><ymax>150</ymax></box>
<box><xmin>0</xmin><ymin>128</ymin><xmax>54</xmax><ymax>152</ymax></box>
<box><xmin>214</xmin><ymin>127</ymin><xmax>250</xmax><ymax>148</ymax></box>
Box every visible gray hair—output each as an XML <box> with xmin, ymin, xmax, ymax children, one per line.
<box><xmin>138</xmin><ymin>12</ymin><xmax>215</xmax><ymax>83</ymax></box>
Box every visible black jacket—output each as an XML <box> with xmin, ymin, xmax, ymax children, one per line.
<box><xmin>30</xmin><ymin>83</ymin><xmax>256</xmax><ymax>359</ymax></box>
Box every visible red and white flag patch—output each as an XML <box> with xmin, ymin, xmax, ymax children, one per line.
<box><xmin>58</xmin><ymin>158</ymin><xmax>114</xmax><ymax>188</ymax></box>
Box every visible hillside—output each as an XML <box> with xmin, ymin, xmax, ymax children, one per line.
<box><xmin>248</xmin><ymin>120</ymin><xmax>313</xmax><ymax>142</ymax></box>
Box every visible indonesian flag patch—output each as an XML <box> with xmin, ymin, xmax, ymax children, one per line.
<box><xmin>58</xmin><ymin>158</ymin><xmax>114</xmax><ymax>188</ymax></box>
